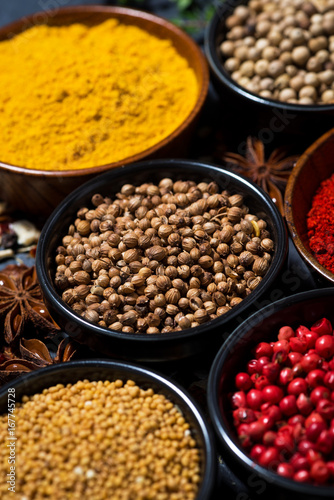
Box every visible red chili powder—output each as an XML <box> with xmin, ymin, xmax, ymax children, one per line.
<box><xmin>307</xmin><ymin>172</ymin><xmax>334</xmax><ymax>274</ymax></box>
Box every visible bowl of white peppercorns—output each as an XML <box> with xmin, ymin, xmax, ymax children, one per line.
<box><xmin>36</xmin><ymin>159</ymin><xmax>287</xmax><ymax>363</ymax></box>
<box><xmin>205</xmin><ymin>0</ymin><xmax>334</xmax><ymax>141</ymax></box>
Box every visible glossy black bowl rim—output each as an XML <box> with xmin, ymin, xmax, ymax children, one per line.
<box><xmin>36</xmin><ymin>158</ymin><xmax>287</xmax><ymax>344</ymax></box>
<box><xmin>0</xmin><ymin>359</ymin><xmax>216</xmax><ymax>499</ymax></box>
<box><xmin>207</xmin><ymin>287</ymin><xmax>334</xmax><ymax>496</ymax></box>
<box><xmin>204</xmin><ymin>4</ymin><xmax>334</xmax><ymax>114</ymax></box>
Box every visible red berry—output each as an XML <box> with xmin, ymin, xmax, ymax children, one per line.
<box><xmin>279</xmin><ymin>395</ymin><xmax>297</xmax><ymax>416</ymax></box>
<box><xmin>290</xmin><ymin>337</ymin><xmax>307</xmax><ymax>353</ymax></box>
<box><xmin>296</xmin><ymin>325</ymin><xmax>312</xmax><ymax>340</ymax></box>
<box><xmin>300</xmin><ymin>353</ymin><xmax>322</xmax><ymax>373</ymax></box>
<box><xmin>231</xmin><ymin>391</ymin><xmax>246</xmax><ymax>409</ymax></box>
<box><xmin>274</xmin><ymin>432</ymin><xmax>294</xmax><ymax>454</ymax></box>
<box><xmin>305</xmin><ymin>411</ymin><xmax>326</xmax><ymax>428</ymax></box>
<box><xmin>287</xmin><ymin>378</ymin><xmax>308</xmax><ymax>396</ymax></box>
<box><xmin>263</xmin><ymin>430</ymin><xmax>277</xmax><ymax>446</ymax></box>
<box><xmin>247</xmin><ymin>359</ymin><xmax>259</xmax><ymax>375</ymax></box>
<box><xmin>273</xmin><ymin>339</ymin><xmax>290</xmax><ymax>353</ymax></box>
<box><xmin>311</xmin><ymin>318</ymin><xmax>333</xmax><ymax>336</ymax></box>
<box><xmin>287</xmin><ymin>351</ymin><xmax>303</xmax><ymax>366</ymax></box>
<box><xmin>278</xmin><ymin>326</ymin><xmax>294</xmax><ymax>340</ymax></box>
<box><xmin>327</xmin><ymin>461</ymin><xmax>334</xmax><ymax>477</ymax></box>
<box><xmin>316</xmin><ymin>430</ymin><xmax>334</xmax><ymax>455</ymax></box>
<box><xmin>316</xmin><ymin>399</ymin><xmax>334</xmax><ymax>420</ymax></box>
<box><xmin>277</xmin><ymin>463</ymin><xmax>294</xmax><ymax>478</ymax></box>
<box><xmin>262</xmin><ymin>362</ymin><xmax>280</xmax><ymax>382</ymax></box>
<box><xmin>257</xmin><ymin>356</ymin><xmax>270</xmax><ymax>372</ymax></box>
<box><xmin>278</xmin><ymin>367</ymin><xmax>293</xmax><ymax>385</ymax></box>
<box><xmin>259</xmin><ymin>414</ymin><xmax>275</xmax><ymax>431</ymax></box>
<box><xmin>304</xmin><ymin>330</ymin><xmax>319</xmax><ymax>349</ymax></box>
<box><xmin>324</xmin><ymin>371</ymin><xmax>334</xmax><ymax>390</ymax></box>
<box><xmin>296</xmin><ymin>393</ymin><xmax>314</xmax><ymax>416</ymax></box>
<box><xmin>310</xmin><ymin>386</ymin><xmax>330</xmax><ymax>405</ymax></box>
<box><xmin>237</xmin><ymin>423</ymin><xmax>252</xmax><ymax>448</ymax></box>
<box><xmin>298</xmin><ymin>440</ymin><xmax>316</xmax><ymax>456</ymax></box>
<box><xmin>246</xmin><ymin>389</ymin><xmax>263</xmax><ymax>410</ymax></box>
<box><xmin>288</xmin><ymin>414</ymin><xmax>305</xmax><ymax>426</ymax></box>
<box><xmin>315</xmin><ymin>335</ymin><xmax>334</xmax><ymax>359</ymax></box>
<box><xmin>262</xmin><ymin>404</ymin><xmax>282</xmax><ymax>422</ymax></box>
<box><xmin>290</xmin><ymin>452</ymin><xmax>310</xmax><ymax>471</ymax></box>
<box><xmin>305</xmin><ymin>369</ymin><xmax>325</xmax><ymax>388</ymax></box>
<box><xmin>235</xmin><ymin>372</ymin><xmax>252</xmax><ymax>391</ymax></box>
<box><xmin>293</xmin><ymin>470</ymin><xmax>310</xmax><ymax>482</ymax></box>
<box><xmin>254</xmin><ymin>375</ymin><xmax>270</xmax><ymax>390</ymax></box>
<box><xmin>310</xmin><ymin>460</ymin><xmax>330</xmax><ymax>484</ymax></box>
<box><xmin>306</xmin><ymin>448</ymin><xmax>322</xmax><ymax>464</ymax></box>
<box><xmin>250</xmin><ymin>444</ymin><xmax>266</xmax><ymax>461</ymax></box>
<box><xmin>291</xmin><ymin>362</ymin><xmax>304</xmax><ymax>378</ymax></box>
<box><xmin>262</xmin><ymin>385</ymin><xmax>284</xmax><ymax>404</ymax></box>
<box><xmin>258</xmin><ymin>447</ymin><xmax>280</xmax><ymax>469</ymax></box>
<box><xmin>233</xmin><ymin>407</ymin><xmax>256</xmax><ymax>424</ymax></box>
<box><xmin>248</xmin><ymin>420</ymin><xmax>266</xmax><ymax>441</ymax></box>
<box><xmin>306</xmin><ymin>421</ymin><xmax>327</xmax><ymax>442</ymax></box>
<box><xmin>255</xmin><ymin>342</ymin><xmax>273</xmax><ymax>359</ymax></box>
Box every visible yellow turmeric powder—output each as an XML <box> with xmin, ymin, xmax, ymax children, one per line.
<box><xmin>0</xmin><ymin>19</ymin><xmax>198</xmax><ymax>171</ymax></box>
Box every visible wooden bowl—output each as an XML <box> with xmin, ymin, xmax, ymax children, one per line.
<box><xmin>285</xmin><ymin>128</ymin><xmax>334</xmax><ymax>283</ymax></box>
<box><xmin>0</xmin><ymin>6</ymin><xmax>209</xmax><ymax>216</ymax></box>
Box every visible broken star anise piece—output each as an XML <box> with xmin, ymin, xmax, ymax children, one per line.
<box><xmin>223</xmin><ymin>136</ymin><xmax>298</xmax><ymax>215</ymax></box>
<box><xmin>0</xmin><ymin>264</ymin><xmax>60</xmax><ymax>344</ymax></box>
<box><xmin>0</xmin><ymin>338</ymin><xmax>78</xmax><ymax>386</ymax></box>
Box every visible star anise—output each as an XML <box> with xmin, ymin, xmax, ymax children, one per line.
<box><xmin>223</xmin><ymin>137</ymin><xmax>298</xmax><ymax>215</ymax></box>
<box><xmin>0</xmin><ymin>337</ymin><xmax>78</xmax><ymax>386</ymax></box>
<box><xmin>0</xmin><ymin>264</ymin><xmax>60</xmax><ymax>345</ymax></box>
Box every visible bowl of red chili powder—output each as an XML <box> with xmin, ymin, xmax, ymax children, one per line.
<box><xmin>285</xmin><ymin>127</ymin><xmax>334</xmax><ymax>284</ymax></box>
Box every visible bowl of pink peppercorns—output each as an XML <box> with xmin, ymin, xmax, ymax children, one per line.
<box><xmin>208</xmin><ymin>288</ymin><xmax>334</xmax><ymax>499</ymax></box>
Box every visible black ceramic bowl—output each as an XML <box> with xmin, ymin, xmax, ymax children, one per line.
<box><xmin>0</xmin><ymin>359</ymin><xmax>216</xmax><ymax>499</ymax></box>
<box><xmin>207</xmin><ymin>288</ymin><xmax>334</xmax><ymax>500</ymax></box>
<box><xmin>204</xmin><ymin>1</ymin><xmax>334</xmax><ymax>144</ymax></box>
<box><xmin>36</xmin><ymin>159</ymin><xmax>287</xmax><ymax>363</ymax></box>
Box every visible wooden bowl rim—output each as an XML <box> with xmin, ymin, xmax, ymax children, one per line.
<box><xmin>284</xmin><ymin>127</ymin><xmax>334</xmax><ymax>283</ymax></box>
<box><xmin>0</xmin><ymin>5</ymin><xmax>209</xmax><ymax>178</ymax></box>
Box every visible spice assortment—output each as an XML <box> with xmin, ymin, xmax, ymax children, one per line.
<box><xmin>307</xmin><ymin>172</ymin><xmax>334</xmax><ymax>275</ymax></box>
<box><xmin>0</xmin><ymin>3</ymin><xmax>333</xmax><ymax>498</ymax></box>
<box><xmin>54</xmin><ymin>178</ymin><xmax>274</xmax><ymax>334</ymax></box>
<box><xmin>0</xmin><ymin>19</ymin><xmax>197</xmax><ymax>171</ymax></box>
<box><xmin>229</xmin><ymin>317</ymin><xmax>334</xmax><ymax>485</ymax></box>
<box><xmin>0</xmin><ymin>378</ymin><xmax>201</xmax><ymax>499</ymax></box>
<box><xmin>219</xmin><ymin>0</ymin><xmax>334</xmax><ymax>104</ymax></box>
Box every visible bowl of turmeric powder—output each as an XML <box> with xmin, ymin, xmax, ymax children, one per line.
<box><xmin>0</xmin><ymin>6</ymin><xmax>209</xmax><ymax>216</ymax></box>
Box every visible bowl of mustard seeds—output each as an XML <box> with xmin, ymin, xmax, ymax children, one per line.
<box><xmin>0</xmin><ymin>5</ymin><xmax>209</xmax><ymax>215</ymax></box>
<box><xmin>0</xmin><ymin>359</ymin><xmax>216</xmax><ymax>499</ymax></box>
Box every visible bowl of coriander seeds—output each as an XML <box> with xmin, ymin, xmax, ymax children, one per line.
<box><xmin>36</xmin><ymin>159</ymin><xmax>287</xmax><ymax>362</ymax></box>
<box><xmin>205</xmin><ymin>0</ymin><xmax>334</xmax><ymax>139</ymax></box>
<box><xmin>0</xmin><ymin>359</ymin><xmax>216</xmax><ymax>499</ymax></box>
